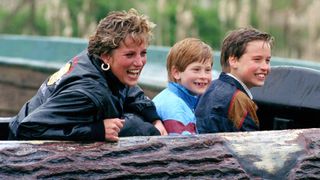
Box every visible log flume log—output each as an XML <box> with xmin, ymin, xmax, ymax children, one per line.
<box><xmin>0</xmin><ymin>128</ymin><xmax>319</xmax><ymax>179</ymax></box>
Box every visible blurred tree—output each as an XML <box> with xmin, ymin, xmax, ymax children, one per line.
<box><xmin>193</xmin><ymin>2</ymin><xmax>222</xmax><ymax>50</ymax></box>
<box><xmin>154</xmin><ymin>0</ymin><xmax>167</xmax><ymax>46</ymax></box>
<box><xmin>0</xmin><ymin>0</ymin><xmax>40</xmax><ymax>35</ymax></box>
<box><xmin>44</xmin><ymin>0</ymin><xmax>72</xmax><ymax>36</ymax></box>
<box><xmin>1</xmin><ymin>0</ymin><xmax>320</xmax><ymax>62</ymax></box>
<box><xmin>175</xmin><ymin>0</ymin><xmax>195</xmax><ymax>41</ymax></box>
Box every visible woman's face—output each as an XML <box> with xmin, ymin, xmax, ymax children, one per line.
<box><xmin>102</xmin><ymin>36</ymin><xmax>147</xmax><ymax>86</ymax></box>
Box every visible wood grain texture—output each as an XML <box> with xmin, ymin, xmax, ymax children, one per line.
<box><xmin>0</xmin><ymin>128</ymin><xmax>319</xmax><ymax>179</ymax></box>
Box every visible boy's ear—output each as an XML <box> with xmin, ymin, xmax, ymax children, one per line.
<box><xmin>228</xmin><ymin>56</ymin><xmax>238</xmax><ymax>69</ymax></box>
<box><xmin>172</xmin><ymin>66</ymin><xmax>181</xmax><ymax>81</ymax></box>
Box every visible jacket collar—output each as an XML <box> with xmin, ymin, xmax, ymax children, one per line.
<box><xmin>168</xmin><ymin>82</ymin><xmax>199</xmax><ymax>111</ymax></box>
<box><xmin>219</xmin><ymin>72</ymin><xmax>253</xmax><ymax>99</ymax></box>
<box><xmin>88</xmin><ymin>53</ymin><xmax>126</xmax><ymax>94</ymax></box>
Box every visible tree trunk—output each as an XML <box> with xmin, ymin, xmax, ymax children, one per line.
<box><xmin>0</xmin><ymin>128</ymin><xmax>319</xmax><ymax>179</ymax></box>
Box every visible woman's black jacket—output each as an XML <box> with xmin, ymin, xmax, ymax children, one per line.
<box><xmin>8</xmin><ymin>51</ymin><xmax>160</xmax><ymax>140</ymax></box>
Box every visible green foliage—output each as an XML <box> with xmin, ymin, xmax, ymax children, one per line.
<box><xmin>271</xmin><ymin>0</ymin><xmax>291</xmax><ymax>10</ymax></box>
<box><xmin>2</xmin><ymin>9</ymin><xmax>29</xmax><ymax>34</ymax></box>
<box><xmin>90</xmin><ymin>0</ymin><xmax>136</xmax><ymax>20</ymax></box>
<box><xmin>34</xmin><ymin>9</ymin><xmax>48</xmax><ymax>35</ymax></box>
<box><xmin>0</xmin><ymin>9</ymin><xmax>6</xmax><ymax>18</ymax></box>
<box><xmin>62</xmin><ymin>0</ymin><xmax>82</xmax><ymax>36</ymax></box>
<box><xmin>0</xmin><ymin>0</ymin><xmax>318</xmax><ymax>61</ymax></box>
<box><xmin>250</xmin><ymin>0</ymin><xmax>259</xmax><ymax>28</ymax></box>
<box><xmin>269</xmin><ymin>25</ymin><xmax>289</xmax><ymax>57</ymax></box>
<box><xmin>165</xmin><ymin>2</ymin><xmax>178</xmax><ymax>46</ymax></box>
<box><xmin>193</xmin><ymin>5</ymin><xmax>222</xmax><ymax>50</ymax></box>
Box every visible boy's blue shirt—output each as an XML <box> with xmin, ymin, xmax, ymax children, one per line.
<box><xmin>168</xmin><ymin>82</ymin><xmax>199</xmax><ymax>111</ymax></box>
<box><xmin>153</xmin><ymin>82</ymin><xmax>199</xmax><ymax>135</ymax></box>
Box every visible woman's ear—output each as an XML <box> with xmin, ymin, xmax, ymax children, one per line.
<box><xmin>100</xmin><ymin>53</ymin><xmax>111</xmax><ymax>64</ymax></box>
<box><xmin>172</xmin><ymin>66</ymin><xmax>181</xmax><ymax>81</ymax></box>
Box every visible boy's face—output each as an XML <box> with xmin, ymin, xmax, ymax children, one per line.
<box><xmin>173</xmin><ymin>61</ymin><xmax>212</xmax><ymax>95</ymax></box>
<box><xmin>229</xmin><ymin>40</ymin><xmax>271</xmax><ymax>89</ymax></box>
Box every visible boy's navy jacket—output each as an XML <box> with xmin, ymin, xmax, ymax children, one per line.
<box><xmin>195</xmin><ymin>72</ymin><xmax>259</xmax><ymax>133</ymax></box>
<box><xmin>8</xmin><ymin>51</ymin><xmax>160</xmax><ymax>140</ymax></box>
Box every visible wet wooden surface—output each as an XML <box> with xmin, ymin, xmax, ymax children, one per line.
<box><xmin>0</xmin><ymin>128</ymin><xmax>319</xmax><ymax>179</ymax></box>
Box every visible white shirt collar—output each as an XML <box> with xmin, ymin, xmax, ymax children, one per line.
<box><xmin>226</xmin><ymin>73</ymin><xmax>253</xmax><ymax>99</ymax></box>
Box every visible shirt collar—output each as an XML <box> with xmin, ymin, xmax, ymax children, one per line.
<box><xmin>168</xmin><ymin>82</ymin><xmax>199</xmax><ymax>110</ymax></box>
<box><xmin>226</xmin><ymin>73</ymin><xmax>253</xmax><ymax>99</ymax></box>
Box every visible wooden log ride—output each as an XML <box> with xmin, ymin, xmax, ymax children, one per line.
<box><xmin>1</xmin><ymin>35</ymin><xmax>320</xmax><ymax>179</ymax></box>
<box><xmin>0</xmin><ymin>128</ymin><xmax>319</xmax><ymax>179</ymax></box>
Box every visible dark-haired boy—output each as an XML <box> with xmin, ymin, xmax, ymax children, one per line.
<box><xmin>196</xmin><ymin>27</ymin><xmax>274</xmax><ymax>133</ymax></box>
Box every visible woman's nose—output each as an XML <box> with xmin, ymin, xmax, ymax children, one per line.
<box><xmin>134</xmin><ymin>56</ymin><xmax>145</xmax><ymax>66</ymax></box>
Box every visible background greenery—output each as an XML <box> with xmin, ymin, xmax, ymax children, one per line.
<box><xmin>1</xmin><ymin>0</ymin><xmax>320</xmax><ymax>62</ymax></box>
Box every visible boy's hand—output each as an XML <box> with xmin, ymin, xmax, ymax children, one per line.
<box><xmin>153</xmin><ymin>120</ymin><xmax>168</xmax><ymax>135</ymax></box>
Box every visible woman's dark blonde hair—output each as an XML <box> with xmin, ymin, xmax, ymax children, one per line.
<box><xmin>88</xmin><ymin>8</ymin><xmax>155</xmax><ymax>56</ymax></box>
<box><xmin>166</xmin><ymin>38</ymin><xmax>213</xmax><ymax>82</ymax></box>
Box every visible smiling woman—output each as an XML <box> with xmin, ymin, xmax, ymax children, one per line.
<box><xmin>7</xmin><ymin>8</ymin><xmax>167</xmax><ymax>141</ymax></box>
<box><xmin>100</xmin><ymin>36</ymin><xmax>147</xmax><ymax>87</ymax></box>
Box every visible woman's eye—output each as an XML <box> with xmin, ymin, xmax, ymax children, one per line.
<box><xmin>126</xmin><ymin>53</ymin><xmax>134</xmax><ymax>58</ymax></box>
<box><xmin>141</xmin><ymin>51</ymin><xmax>147</xmax><ymax>57</ymax></box>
